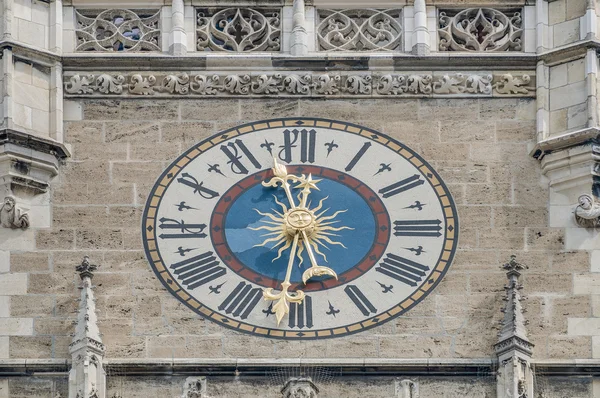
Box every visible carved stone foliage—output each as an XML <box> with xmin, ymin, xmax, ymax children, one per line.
<box><xmin>196</xmin><ymin>8</ymin><xmax>281</xmax><ymax>52</ymax></box>
<box><xmin>0</xmin><ymin>196</ymin><xmax>29</xmax><ymax>229</ymax></box>
<box><xmin>574</xmin><ymin>194</ymin><xmax>600</xmax><ymax>228</ymax></box>
<box><xmin>64</xmin><ymin>72</ymin><xmax>535</xmax><ymax>98</ymax></box>
<box><xmin>281</xmin><ymin>377</ymin><xmax>319</xmax><ymax>398</ymax></box>
<box><xmin>317</xmin><ymin>9</ymin><xmax>402</xmax><ymax>51</ymax></box>
<box><xmin>182</xmin><ymin>377</ymin><xmax>206</xmax><ymax>398</ymax></box>
<box><xmin>438</xmin><ymin>8</ymin><xmax>523</xmax><ymax>52</ymax></box>
<box><xmin>75</xmin><ymin>9</ymin><xmax>160</xmax><ymax>52</ymax></box>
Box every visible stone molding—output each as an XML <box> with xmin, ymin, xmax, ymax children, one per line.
<box><xmin>63</xmin><ymin>71</ymin><xmax>535</xmax><ymax>98</ymax></box>
<box><xmin>0</xmin><ymin>129</ymin><xmax>69</xmax><ymax>196</ymax></box>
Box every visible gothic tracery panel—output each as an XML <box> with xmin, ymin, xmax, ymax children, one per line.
<box><xmin>317</xmin><ymin>9</ymin><xmax>403</xmax><ymax>51</ymax></box>
<box><xmin>75</xmin><ymin>9</ymin><xmax>161</xmax><ymax>52</ymax></box>
<box><xmin>438</xmin><ymin>8</ymin><xmax>523</xmax><ymax>52</ymax></box>
<box><xmin>196</xmin><ymin>7</ymin><xmax>281</xmax><ymax>52</ymax></box>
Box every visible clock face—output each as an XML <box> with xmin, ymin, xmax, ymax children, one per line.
<box><xmin>142</xmin><ymin>118</ymin><xmax>458</xmax><ymax>339</ymax></box>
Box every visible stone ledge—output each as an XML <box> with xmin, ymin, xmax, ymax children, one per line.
<box><xmin>2</xmin><ymin>358</ymin><xmax>600</xmax><ymax>376</ymax></box>
<box><xmin>531</xmin><ymin>127</ymin><xmax>600</xmax><ymax>159</ymax></box>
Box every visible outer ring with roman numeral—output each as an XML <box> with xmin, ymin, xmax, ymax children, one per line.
<box><xmin>141</xmin><ymin>118</ymin><xmax>459</xmax><ymax>339</ymax></box>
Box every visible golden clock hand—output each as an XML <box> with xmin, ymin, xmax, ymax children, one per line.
<box><xmin>300</xmin><ymin>229</ymin><xmax>338</xmax><ymax>285</ymax></box>
<box><xmin>262</xmin><ymin>232</ymin><xmax>305</xmax><ymax>326</ymax></box>
<box><xmin>263</xmin><ymin>157</ymin><xmax>298</xmax><ymax>210</ymax></box>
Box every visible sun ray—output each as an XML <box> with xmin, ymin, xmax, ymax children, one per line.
<box><xmin>273</xmin><ymin>239</ymin><xmax>292</xmax><ymax>262</ymax></box>
<box><xmin>310</xmin><ymin>240</ymin><xmax>329</xmax><ymax>262</ymax></box>
<box><xmin>253</xmin><ymin>209</ymin><xmax>285</xmax><ymax>223</ymax></box>
<box><xmin>312</xmin><ymin>196</ymin><xmax>328</xmax><ymax>213</ymax></box>
<box><xmin>317</xmin><ymin>209</ymin><xmax>348</xmax><ymax>222</ymax></box>
<box><xmin>255</xmin><ymin>235</ymin><xmax>288</xmax><ymax>247</ymax></box>
<box><xmin>273</xmin><ymin>195</ymin><xmax>288</xmax><ymax>213</ymax></box>
<box><xmin>249</xmin><ymin>225</ymin><xmax>282</xmax><ymax>232</ymax></box>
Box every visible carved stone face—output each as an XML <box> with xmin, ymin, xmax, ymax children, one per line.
<box><xmin>579</xmin><ymin>194</ymin><xmax>593</xmax><ymax>210</ymax></box>
<box><xmin>2</xmin><ymin>196</ymin><xmax>15</xmax><ymax>211</ymax></box>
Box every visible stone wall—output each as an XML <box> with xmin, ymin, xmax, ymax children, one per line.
<box><xmin>0</xmin><ymin>96</ymin><xmax>591</xmax><ymax>366</ymax></box>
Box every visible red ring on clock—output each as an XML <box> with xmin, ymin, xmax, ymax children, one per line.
<box><xmin>210</xmin><ymin>165</ymin><xmax>391</xmax><ymax>292</ymax></box>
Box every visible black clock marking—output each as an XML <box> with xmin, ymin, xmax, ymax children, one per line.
<box><xmin>326</xmin><ymin>301</ymin><xmax>340</xmax><ymax>317</ymax></box>
<box><xmin>221</xmin><ymin>139</ymin><xmax>262</xmax><ymax>175</ymax></box>
<box><xmin>175</xmin><ymin>246</ymin><xmax>196</xmax><ymax>256</ymax></box>
<box><xmin>207</xmin><ymin>163</ymin><xmax>226</xmax><ymax>177</ymax></box>
<box><xmin>175</xmin><ymin>201</ymin><xmax>197</xmax><ymax>212</ymax></box>
<box><xmin>260</xmin><ymin>139</ymin><xmax>275</xmax><ymax>155</ymax></box>
<box><xmin>345</xmin><ymin>142</ymin><xmax>371</xmax><ymax>172</ymax></box>
<box><xmin>170</xmin><ymin>251</ymin><xmax>226</xmax><ymax>290</ymax></box>
<box><xmin>158</xmin><ymin>218</ymin><xmax>207</xmax><ymax>239</ymax></box>
<box><xmin>393</xmin><ymin>219</ymin><xmax>442</xmax><ymax>237</ymax></box>
<box><xmin>344</xmin><ymin>285</ymin><xmax>377</xmax><ymax>316</ymax></box>
<box><xmin>405</xmin><ymin>201</ymin><xmax>425</xmax><ymax>211</ymax></box>
<box><xmin>324</xmin><ymin>140</ymin><xmax>338</xmax><ymax>157</ymax></box>
<box><xmin>374</xmin><ymin>163</ymin><xmax>392</xmax><ymax>176</ymax></box>
<box><xmin>279</xmin><ymin>128</ymin><xmax>317</xmax><ymax>163</ymax></box>
<box><xmin>218</xmin><ymin>282</ymin><xmax>262</xmax><ymax>320</ymax></box>
<box><xmin>404</xmin><ymin>246</ymin><xmax>425</xmax><ymax>256</ymax></box>
<box><xmin>376</xmin><ymin>281</ymin><xmax>394</xmax><ymax>293</ymax></box>
<box><xmin>379</xmin><ymin>175</ymin><xmax>425</xmax><ymax>198</ymax></box>
<box><xmin>209</xmin><ymin>282</ymin><xmax>226</xmax><ymax>294</ymax></box>
<box><xmin>376</xmin><ymin>254</ymin><xmax>430</xmax><ymax>287</ymax></box>
<box><xmin>177</xmin><ymin>173</ymin><xmax>220</xmax><ymax>199</ymax></box>
<box><xmin>289</xmin><ymin>296</ymin><xmax>313</xmax><ymax>329</ymax></box>
<box><xmin>263</xmin><ymin>302</ymin><xmax>275</xmax><ymax>317</ymax></box>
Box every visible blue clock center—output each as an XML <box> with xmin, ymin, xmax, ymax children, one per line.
<box><xmin>223</xmin><ymin>174</ymin><xmax>377</xmax><ymax>285</ymax></box>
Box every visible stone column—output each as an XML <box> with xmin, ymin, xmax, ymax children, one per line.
<box><xmin>170</xmin><ymin>0</ymin><xmax>187</xmax><ymax>56</ymax></box>
<box><xmin>69</xmin><ymin>257</ymin><xmax>107</xmax><ymax>398</ymax></box>
<box><xmin>290</xmin><ymin>0</ymin><xmax>308</xmax><ymax>56</ymax></box>
<box><xmin>411</xmin><ymin>0</ymin><xmax>430</xmax><ymax>55</ymax></box>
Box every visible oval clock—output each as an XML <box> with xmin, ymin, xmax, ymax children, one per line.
<box><xmin>142</xmin><ymin>118</ymin><xmax>459</xmax><ymax>339</ymax></box>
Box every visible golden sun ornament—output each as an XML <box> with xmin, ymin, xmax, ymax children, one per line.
<box><xmin>251</xmin><ymin>158</ymin><xmax>353</xmax><ymax>325</ymax></box>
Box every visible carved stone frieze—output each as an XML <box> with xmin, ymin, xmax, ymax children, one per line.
<box><xmin>75</xmin><ymin>9</ymin><xmax>161</xmax><ymax>52</ymax></box>
<box><xmin>574</xmin><ymin>194</ymin><xmax>600</xmax><ymax>228</ymax></box>
<box><xmin>196</xmin><ymin>8</ymin><xmax>281</xmax><ymax>52</ymax></box>
<box><xmin>438</xmin><ymin>8</ymin><xmax>523</xmax><ymax>52</ymax></box>
<box><xmin>317</xmin><ymin>9</ymin><xmax>402</xmax><ymax>51</ymax></box>
<box><xmin>63</xmin><ymin>72</ymin><xmax>535</xmax><ymax>98</ymax></box>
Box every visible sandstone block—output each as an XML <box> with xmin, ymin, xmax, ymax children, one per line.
<box><xmin>65</xmin><ymin>121</ymin><xmax>104</xmax><ymax>143</ymax></box>
<box><xmin>526</xmin><ymin>228</ymin><xmax>565</xmax><ymax>250</ymax></box>
<box><xmin>180</xmin><ymin>99</ymin><xmax>240</xmax><ymax>121</ymax></box>
<box><xmin>394</xmin><ymin>317</ymin><xmax>443</xmax><ymax>335</ymax></box>
<box><xmin>436</xmin><ymin>294</ymin><xmax>467</xmax><ymax>316</ymax></box>
<box><xmin>111</xmin><ymin>162</ymin><xmax>164</xmax><ymax>185</ymax></box>
<box><xmin>96</xmin><ymin>295</ymin><xmax>135</xmax><ymax>319</ymax></box>
<box><xmin>105</xmin><ymin>121</ymin><xmax>160</xmax><ymax>143</ymax></box>
<box><xmin>0</xmin><ymin>318</ymin><xmax>33</xmax><ymax>335</ymax></box>
<box><xmin>496</xmin><ymin>120</ymin><xmax>536</xmax><ymax>142</ymax></box>
<box><xmin>83</xmin><ymin>100</ymin><xmax>121</xmax><ymax>120</ymax></box>
<box><xmin>120</xmin><ymin>100</ymin><xmax>179</xmax><ymax>120</ymax></box>
<box><xmin>34</xmin><ymin>318</ymin><xmax>73</xmax><ymax>335</ymax></box>
<box><xmin>9</xmin><ymin>336</ymin><xmax>52</xmax><ymax>358</ymax></box>
<box><xmin>302</xmin><ymin>99</ymin><xmax>419</xmax><ymax>122</ymax></box>
<box><xmin>10</xmin><ymin>295</ymin><xmax>54</xmax><ymax>317</ymax></box>
<box><xmin>160</xmin><ymin>121</ymin><xmax>215</xmax><ymax>144</ymax></box>
<box><xmin>419</xmin><ymin>99</ymin><xmax>479</xmax><ymax>121</ymax></box>
<box><xmin>93</xmin><ymin>273</ymin><xmax>132</xmax><ymax>296</ymax></box>
<box><xmin>440</xmin><ymin>120</ymin><xmax>495</xmax><ymax>142</ymax></box>
<box><xmin>103</xmin><ymin>335</ymin><xmax>145</xmax><ymax>358</ymax></box>
<box><xmin>548</xmin><ymin>336</ymin><xmax>591</xmax><ymax>359</ymax></box>
<box><xmin>469</xmin><ymin>272</ymin><xmax>508</xmax><ymax>294</ymax></box>
<box><xmin>28</xmin><ymin>273</ymin><xmax>73</xmax><ymax>294</ymax></box>
<box><xmin>240</xmin><ymin>99</ymin><xmax>299</xmax><ymax>119</ymax></box>
<box><xmin>470</xmin><ymin>142</ymin><xmax>529</xmax><ymax>163</ymax></box>
<box><xmin>378</xmin><ymin>335</ymin><xmax>452</xmax><ymax>358</ymax></box>
<box><xmin>75</xmin><ymin>228</ymin><xmax>123</xmax><ymax>250</ymax></box>
<box><xmin>479</xmin><ymin>98</ymin><xmax>518</xmax><ymax>120</ymax></box>
<box><xmin>62</xmin><ymin>161</ymin><xmax>110</xmax><ymax>184</ymax></box>
<box><xmin>456</xmin><ymin>206</ymin><xmax>492</xmax><ymax>228</ymax></box>
<box><xmin>130</xmin><ymin>141</ymin><xmax>180</xmax><ymax>161</ymax></box>
<box><xmin>493</xmin><ymin>206</ymin><xmax>548</xmax><ymax>228</ymax></box>
<box><xmin>0</xmin><ymin>274</ymin><xmax>28</xmax><ymax>295</ymax></box>
<box><xmin>0</xmin><ymin>336</ymin><xmax>7</xmax><ymax>358</ymax></box>
<box><xmin>9</xmin><ymin>252</ymin><xmax>49</xmax><ymax>272</ymax></box>
<box><xmin>71</xmin><ymin>142</ymin><xmax>127</xmax><ymax>161</ymax></box>
<box><xmin>381</xmin><ymin>120</ymin><xmax>440</xmax><ymax>144</ymax></box>
<box><xmin>184</xmin><ymin>335</ymin><xmax>224</xmax><ymax>358</ymax></box>
<box><xmin>419</xmin><ymin>143</ymin><xmax>469</xmax><ymax>161</ymax></box>
<box><xmin>479</xmin><ymin>228</ymin><xmax>525</xmax><ymax>250</ymax></box>
<box><xmin>147</xmin><ymin>335</ymin><xmax>185</xmax><ymax>358</ymax></box>
<box><xmin>466</xmin><ymin>183</ymin><xmax>512</xmax><ymax>205</ymax></box>
<box><xmin>52</xmin><ymin>206</ymin><xmax>108</xmax><ymax>228</ymax></box>
<box><xmin>133</xmin><ymin>316</ymin><xmax>171</xmax><ymax>336</ymax></box>
<box><xmin>222</xmin><ymin>335</ymin><xmax>274</xmax><ymax>358</ymax></box>
<box><xmin>434</xmin><ymin>161</ymin><xmax>488</xmax><ymax>184</ymax></box>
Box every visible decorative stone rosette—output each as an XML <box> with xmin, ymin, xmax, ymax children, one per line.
<box><xmin>64</xmin><ymin>72</ymin><xmax>535</xmax><ymax>98</ymax></box>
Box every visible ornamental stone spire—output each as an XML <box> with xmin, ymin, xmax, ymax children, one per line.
<box><xmin>495</xmin><ymin>255</ymin><xmax>534</xmax><ymax>398</ymax></box>
<box><xmin>69</xmin><ymin>256</ymin><xmax>106</xmax><ymax>398</ymax></box>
